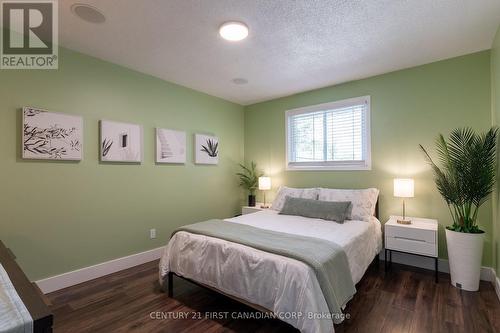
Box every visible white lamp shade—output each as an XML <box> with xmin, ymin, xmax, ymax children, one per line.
<box><xmin>394</xmin><ymin>178</ymin><xmax>414</xmax><ymax>198</ymax></box>
<box><xmin>258</xmin><ymin>177</ymin><xmax>271</xmax><ymax>190</ymax></box>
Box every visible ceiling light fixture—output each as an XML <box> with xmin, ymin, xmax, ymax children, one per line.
<box><xmin>219</xmin><ymin>21</ymin><xmax>249</xmax><ymax>41</ymax></box>
<box><xmin>71</xmin><ymin>4</ymin><xmax>106</xmax><ymax>24</ymax></box>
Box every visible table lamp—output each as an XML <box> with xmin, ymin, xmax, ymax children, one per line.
<box><xmin>394</xmin><ymin>178</ymin><xmax>414</xmax><ymax>224</ymax></box>
<box><xmin>258</xmin><ymin>177</ymin><xmax>271</xmax><ymax>208</ymax></box>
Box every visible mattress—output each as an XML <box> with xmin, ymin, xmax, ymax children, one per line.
<box><xmin>160</xmin><ymin>210</ymin><xmax>382</xmax><ymax>333</ymax></box>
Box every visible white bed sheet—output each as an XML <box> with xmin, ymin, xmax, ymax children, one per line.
<box><xmin>160</xmin><ymin>210</ymin><xmax>382</xmax><ymax>333</ymax></box>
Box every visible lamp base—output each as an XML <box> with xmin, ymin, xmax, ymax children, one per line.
<box><xmin>260</xmin><ymin>204</ymin><xmax>270</xmax><ymax>209</ymax></box>
<box><xmin>397</xmin><ymin>219</ymin><xmax>412</xmax><ymax>225</ymax></box>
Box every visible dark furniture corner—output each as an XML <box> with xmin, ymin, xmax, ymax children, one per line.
<box><xmin>0</xmin><ymin>240</ymin><xmax>53</xmax><ymax>333</ymax></box>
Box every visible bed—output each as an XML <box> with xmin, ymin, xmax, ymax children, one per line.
<box><xmin>160</xmin><ymin>188</ymin><xmax>382</xmax><ymax>333</ymax></box>
<box><xmin>0</xmin><ymin>240</ymin><xmax>53</xmax><ymax>333</ymax></box>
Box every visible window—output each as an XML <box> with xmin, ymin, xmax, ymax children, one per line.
<box><xmin>286</xmin><ymin>96</ymin><xmax>371</xmax><ymax>170</ymax></box>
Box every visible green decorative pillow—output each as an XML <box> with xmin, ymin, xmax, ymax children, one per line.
<box><xmin>279</xmin><ymin>196</ymin><xmax>352</xmax><ymax>223</ymax></box>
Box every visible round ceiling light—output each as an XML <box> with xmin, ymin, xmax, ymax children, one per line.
<box><xmin>71</xmin><ymin>4</ymin><xmax>106</xmax><ymax>24</ymax></box>
<box><xmin>219</xmin><ymin>21</ymin><xmax>249</xmax><ymax>41</ymax></box>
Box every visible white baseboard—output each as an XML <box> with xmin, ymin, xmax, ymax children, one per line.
<box><xmin>35</xmin><ymin>245</ymin><xmax>499</xmax><ymax>298</ymax></box>
<box><xmin>379</xmin><ymin>250</ymin><xmax>493</xmax><ymax>282</ymax></box>
<box><xmin>35</xmin><ymin>246</ymin><xmax>164</xmax><ymax>294</ymax></box>
<box><xmin>494</xmin><ymin>272</ymin><xmax>500</xmax><ymax>302</ymax></box>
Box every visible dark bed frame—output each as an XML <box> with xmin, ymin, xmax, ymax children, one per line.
<box><xmin>166</xmin><ymin>200</ymin><xmax>380</xmax><ymax>320</ymax></box>
<box><xmin>0</xmin><ymin>241</ymin><xmax>53</xmax><ymax>333</ymax></box>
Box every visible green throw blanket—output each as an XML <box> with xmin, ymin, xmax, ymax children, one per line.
<box><xmin>173</xmin><ymin>219</ymin><xmax>356</xmax><ymax>321</ymax></box>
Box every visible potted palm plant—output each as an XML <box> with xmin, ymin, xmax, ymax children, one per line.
<box><xmin>237</xmin><ymin>162</ymin><xmax>263</xmax><ymax>207</ymax></box>
<box><xmin>420</xmin><ymin>127</ymin><xmax>497</xmax><ymax>291</ymax></box>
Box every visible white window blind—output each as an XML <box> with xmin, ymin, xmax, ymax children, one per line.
<box><xmin>286</xmin><ymin>96</ymin><xmax>371</xmax><ymax>170</ymax></box>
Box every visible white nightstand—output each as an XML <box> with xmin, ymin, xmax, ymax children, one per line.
<box><xmin>384</xmin><ymin>215</ymin><xmax>439</xmax><ymax>282</ymax></box>
<box><xmin>241</xmin><ymin>203</ymin><xmax>271</xmax><ymax>215</ymax></box>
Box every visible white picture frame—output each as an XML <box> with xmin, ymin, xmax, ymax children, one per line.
<box><xmin>100</xmin><ymin>120</ymin><xmax>143</xmax><ymax>163</ymax></box>
<box><xmin>195</xmin><ymin>134</ymin><xmax>219</xmax><ymax>165</ymax></box>
<box><xmin>156</xmin><ymin>128</ymin><xmax>186</xmax><ymax>164</ymax></box>
<box><xmin>22</xmin><ymin>107</ymin><xmax>83</xmax><ymax>161</ymax></box>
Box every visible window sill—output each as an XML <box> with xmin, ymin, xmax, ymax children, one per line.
<box><xmin>286</xmin><ymin>164</ymin><xmax>372</xmax><ymax>171</ymax></box>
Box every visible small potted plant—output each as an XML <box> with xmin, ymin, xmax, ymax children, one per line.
<box><xmin>237</xmin><ymin>162</ymin><xmax>263</xmax><ymax>207</ymax></box>
<box><xmin>420</xmin><ymin>127</ymin><xmax>497</xmax><ymax>291</ymax></box>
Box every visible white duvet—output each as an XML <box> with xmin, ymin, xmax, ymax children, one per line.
<box><xmin>159</xmin><ymin>210</ymin><xmax>382</xmax><ymax>333</ymax></box>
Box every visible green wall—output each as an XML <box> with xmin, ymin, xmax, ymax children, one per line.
<box><xmin>0</xmin><ymin>40</ymin><xmax>496</xmax><ymax>281</ymax></box>
<box><xmin>492</xmin><ymin>24</ymin><xmax>500</xmax><ymax>276</ymax></box>
<box><xmin>244</xmin><ymin>51</ymin><xmax>493</xmax><ymax>265</ymax></box>
<box><xmin>0</xmin><ymin>48</ymin><xmax>244</xmax><ymax>281</ymax></box>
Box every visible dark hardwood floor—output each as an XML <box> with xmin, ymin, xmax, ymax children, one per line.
<box><xmin>47</xmin><ymin>260</ymin><xmax>500</xmax><ymax>333</ymax></box>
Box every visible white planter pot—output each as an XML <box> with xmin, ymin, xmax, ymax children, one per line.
<box><xmin>445</xmin><ymin>229</ymin><xmax>484</xmax><ymax>291</ymax></box>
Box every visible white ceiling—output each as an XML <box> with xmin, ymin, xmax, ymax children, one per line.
<box><xmin>59</xmin><ymin>0</ymin><xmax>500</xmax><ymax>105</ymax></box>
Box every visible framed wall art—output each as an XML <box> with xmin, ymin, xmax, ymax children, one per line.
<box><xmin>22</xmin><ymin>107</ymin><xmax>83</xmax><ymax>160</ymax></box>
<box><xmin>100</xmin><ymin>120</ymin><xmax>142</xmax><ymax>163</ymax></box>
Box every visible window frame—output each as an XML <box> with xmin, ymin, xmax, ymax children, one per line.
<box><xmin>285</xmin><ymin>95</ymin><xmax>371</xmax><ymax>171</ymax></box>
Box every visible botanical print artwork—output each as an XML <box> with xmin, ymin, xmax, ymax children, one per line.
<box><xmin>22</xmin><ymin>107</ymin><xmax>83</xmax><ymax>160</ymax></box>
<box><xmin>156</xmin><ymin>128</ymin><xmax>186</xmax><ymax>164</ymax></box>
<box><xmin>195</xmin><ymin>134</ymin><xmax>219</xmax><ymax>165</ymax></box>
<box><xmin>100</xmin><ymin>120</ymin><xmax>142</xmax><ymax>162</ymax></box>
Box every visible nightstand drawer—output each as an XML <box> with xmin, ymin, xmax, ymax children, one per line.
<box><xmin>242</xmin><ymin>204</ymin><xmax>271</xmax><ymax>215</ymax></box>
<box><xmin>385</xmin><ymin>224</ymin><xmax>436</xmax><ymax>244</ymax></box>
<box><xmin>242</xmin><ymin>206</ymin><xmax>263</xmax><ymax>215</ymax></box>
<box><xmin>385</xmin><ymin>236</ymin><xmax>437</xmax><ymax>257</ymax></box>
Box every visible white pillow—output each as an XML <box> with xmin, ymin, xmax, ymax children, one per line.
<box><xmin>318</xmin><ymin>188</ymin><xmax>379</xmax><ymax>222</ymax></box>
<box><xmin>271</xmin><ymin>186</ymin><xmax>319</xmax><ymax>211</ymax></box>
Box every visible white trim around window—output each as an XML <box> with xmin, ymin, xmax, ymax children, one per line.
<box><xmin>285</xmin><ymin>96</ymin><xmax>371</xmax><ymax>171</ymax></box>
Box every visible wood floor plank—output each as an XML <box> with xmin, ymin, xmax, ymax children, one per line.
<box><xmin>392</xmin><ymin>270</ymin><xmax>420</xmax><ymax>311</ymax></box>
<box><xmin>409</xmin><ymin>273</ymin><xmax>437</xmax><ymax>333</ymax></box>
<box><xmin>47</xmin><ymin>260</ymin><xmax>500</xmax><ymax>333</ymax></box>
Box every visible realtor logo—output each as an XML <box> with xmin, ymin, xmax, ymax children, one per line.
<box><xmin>1</xmin><ymin>0</ymin><xmax>58</xmax><ymax>69</ymax></box>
